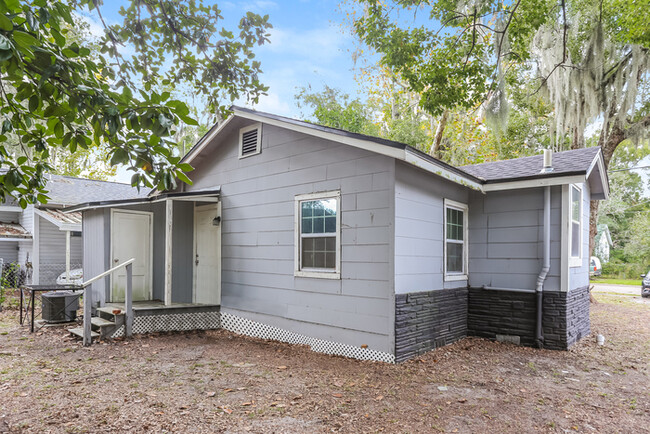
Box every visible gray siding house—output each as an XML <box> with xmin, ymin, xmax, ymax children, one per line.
<box><xmin>0</xmin><ymin>175</ymin><xmax>142</xmax><ymax>285</ymax></box>
<box><xmin>70</xmin><ymin>107</ymin><xmax>609</xmax><ymax>363</ymax></box>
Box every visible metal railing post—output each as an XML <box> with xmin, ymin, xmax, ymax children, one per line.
<box><xmin>83</xmin><ymin>286</ymin><xmax>92</xmax><ymax>346</ymax></box>
<box><xmin>125</xmin><ymin>263</ymin><xmax>133</xmax><ymax>338</ymax></box>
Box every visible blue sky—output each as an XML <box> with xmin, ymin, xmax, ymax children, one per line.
<box><xmin>84</xmin><ymin>0</ymin><xmax>364</xmax><ymax>119</ymax></box>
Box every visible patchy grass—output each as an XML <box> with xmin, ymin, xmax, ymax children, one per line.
<box><xmin>591</xmin><ymin>277</ymin><xmax>641</xmax><ymax>286</ymax></box>
<box><xmin>0</xmin><ymin>293</ymin><xmax>648</xmax><ymax>433</ymax></box>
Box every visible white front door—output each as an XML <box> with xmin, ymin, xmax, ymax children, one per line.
<box><xmin>111</xmin><ymin>210</ymin><xmax>153</xmax><ymax>302</ymax></box>
<box><xmin>193</xmin><ymin>203</ymin><xmax>221</xmax><ymax>305</ymax></box>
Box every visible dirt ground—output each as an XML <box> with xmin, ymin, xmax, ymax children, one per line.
<box><xmin>0</xmin><ymin>292</ymin><xmax>648</xmax><ymax>433</ymax></box>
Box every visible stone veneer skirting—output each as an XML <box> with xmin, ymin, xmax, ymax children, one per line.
<box><xmin>467</xmin><ymin>286</ymin><xmax>591</xmax><ymax>351</ymax></box>
<box><xmin>396</xmin><ymin>286</ymin><xmax>591</xmax><ymax>362</ymax></box>
<box><xmin>394</xmin><ymin>288</ymin><xmax>468</xmax><ymax>363</ymax></box>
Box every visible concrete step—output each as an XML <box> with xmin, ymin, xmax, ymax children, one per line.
<box><xmin>68</xmin><ymin>327</ymin><xmax>99</xmax><ymax>339</ymax></box>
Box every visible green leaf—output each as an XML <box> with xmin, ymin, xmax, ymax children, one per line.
<box><xmin>1</xmin><ymin>120</ymin><xmax>11</xmax><ymax>133</ymax></box>
<box><xmin>176</xmin><ymin>170</ymin><xmax>193</xmax><ymax>185</ymax></box>
<box><xmin>177</xmin><ymin>113</ymin><xmax>198</xmax><ymax>126</ymax></box>
<box><xmin>178</xmin><ymin>163</ymin><xmax>194</xmax><ymax>172</ymax></box>
<box><xmin>110</xmin><ymin>148</ymin><xmax>129</xmax><ymax>166</ymax></box>
<box><xmin>0</xmin><ymin>34</ymin><xmax>11</xmax><ymax>51</ymax></box>
<box><xmin>0</xmin><ymin>14</ymin><xmax>12</xmax><ymax>31</ymax></box>
<box><xmin>51</xmin><ymin>29</ymin><xmax>66</xmax><ymax>47</ymax></box>
<box><xmin>12</xmin><ymin>31</ymin><xmax>39</xmax><ymax>48</ymax></box>
<box><xmin>28</xmin><ymin>95</ymin><xmax>39</xmax><ymax>112</ymax></box>
<box><xmin>0</xmin><ymin>49</ymin><xmax>11</xmax><ymax>61</ymax></box>
<box><xmin>17</xmin><ymin>156</ymin><xmax>27</xmax><ymax>165</ymax></box>
<box><xmin>53</xmin><ymin>121</ymin><xmax>64</xmax><ymax>139</ymax></box>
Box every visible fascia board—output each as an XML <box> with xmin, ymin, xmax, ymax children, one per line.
<box><xmin>182</xmin><ymin>116</ymin><xmax>235</xmax><ymax>165</ymax></box>
<box><xmin>483</xmin><ymin>174</ymin><xmax>586</xmax><ymax>192</ymax></box>
<box><xmin>234</xmin><ymin>110</ymin><xmax>405</xmax><ymax>160</ymax></box>
<box><xmin>404</xmin><ymin>150</ymin><xmax>483</xmax><ymax>191</ymax></box>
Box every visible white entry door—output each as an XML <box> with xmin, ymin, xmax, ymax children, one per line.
<box><xmin>111</xmin><ymin>210</ymin><xmax>153</xmax><ymax>302</ymax></box>
<box><xmin>193</xmin><ymin>203</ymin><xmax>221</xmax><ymax>305</ymax></box>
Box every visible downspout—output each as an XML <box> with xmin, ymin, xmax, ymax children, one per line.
<box><xmin>536</xmin><ymin>150</ymin><xmax>553</xmax><ymax>348</ymax></box>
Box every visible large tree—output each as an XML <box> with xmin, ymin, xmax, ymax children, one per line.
<box><xmin>352</xmin><ymin>0</ymin><xmax>650</xmax><ymax>252</ymax></box>
<box><xmin>0</xmin><ymin>0</ymin><xmax>271</xmax><ymax>206</ymax></box>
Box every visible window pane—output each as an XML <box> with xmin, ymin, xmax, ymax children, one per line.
<box><xmin>302</xmin><ymin>238</ymin><xmax>315</xmax><ymax>268</ymax></box>
<box><xmin>302</xmin><ymin>218</ymin><xmax>312</xmax><ymax>234</ymax></box>
<box><xmin>301</xmin><ymin>199</ymin><xmax>337</xmax><ymax>235</ymax></box>
<box><xmin>572</xmin><ymin>187</ymin><xmax>580</xmax><ymax>221</ymax></box>
<box><xmin>446</xmin><ymin>243</ymin><xmax>463</xmax><ymax>273</ymax></box>
<box><xmin>325</xmin><ymin>216</ymin><xmax>336</xmax><ymax>233</ymax></box>
<box><xmin>446</xmin><ymin>208</ymin><xmax>463</xmax><ymax>241</ymax></box>
<box><xmin>571</xmin><ymin>222</ymin><xmax>580</xmax><ymax>257</ymax></box>
<box><xmin>325</xmin><ymin>252</ymin><xmax>336</xmax><ymax>268</ymax></box>
<box><xmin>312</xmin><ymin>216</ymin><xmax>325</xmax><ymax>233</ymax></box>
<box><xmin>302</xmin><ymin>236</ymin><xmax>336</xmax><ymax>269</ymax></box>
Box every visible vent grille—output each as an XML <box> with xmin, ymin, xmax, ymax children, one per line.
<box><xmin>241</xmin><ymin>128</ymin><xmax>259</xmax><ymax>156</ymax></box>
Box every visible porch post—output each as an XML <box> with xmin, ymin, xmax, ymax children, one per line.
<box><xmin>125</xmin><ymin>263</ymin><xmax>133</xmax><ymax>337</ymax></box>
<box><xmin>164</xmin><ymin>199</ymin><xmax>173</xmax><ymax>305</ymax></box>
<box><xmin>65</xmin><ymin>230</ymin><xmax>71</xmax><ymax>281</ymax></box>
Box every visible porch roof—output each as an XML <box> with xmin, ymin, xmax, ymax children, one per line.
<box><xmin>35</xmin><ymin>208</ymin><xmax>82</xmax><ymax>231</ymax></box>
<box><xmin>0</xmin><ymin>222</ymin><xmax>31</xmax><ymax>240</ymax></box>
<box><xmin>64</xmin><ymin>188</ymin><xmax>221</xmax><ymax>212</ymax></box>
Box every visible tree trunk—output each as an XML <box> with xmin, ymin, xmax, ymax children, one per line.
<box><xmin>589</xmin><ymin>122</ymin><xmax>626</xmax><ymax>256</ymax></box>
<box><xmin>430</xmin><ymin>110</ymin><xmax>449</xmax><ymax>159</ymax></box>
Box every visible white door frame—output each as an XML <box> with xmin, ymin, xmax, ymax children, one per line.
<box><xmin>110</xmin><ymin>208</ymin><xmax>154</xmax><ymax>302</ymax></box>
<box><xmin>192</xmin><ymin>202</ymin><xmax>221</xmax><ymax>304</ymax></box>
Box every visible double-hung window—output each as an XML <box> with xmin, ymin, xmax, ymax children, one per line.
<box><xmin>444</xmin><ymin>199</ymin><xmax>468</xmax><ymax>281</ymax></box>
<box><xmin>295</xmin><ymin>191</ymin><xmax>341</xmax><ymax>279</ymax></box>
<box><xmin>569</xmin><ymin>184</ymin><xmax>582</xmax><ymax>267</ymax></box>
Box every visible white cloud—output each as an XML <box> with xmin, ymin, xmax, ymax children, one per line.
<box><xmin>262</xmin><ymin>25</ymin><xmax>350</xmax><ymax>63</ymax></box>
<box><xmin>242</xmin><ymin>1</ymin><xmax>279</xmax><ymax>13</ymax></box>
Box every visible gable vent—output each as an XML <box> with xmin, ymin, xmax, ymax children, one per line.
<box><xmin>239</xmin><ymin>124</ymin><xmax>261</xmax><ymax>158</ymax></box>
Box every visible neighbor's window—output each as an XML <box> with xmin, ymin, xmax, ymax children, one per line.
<box><xmin>239</xmin><ymin>123</ymin><xmax>261</xmax><ymax>158</ymax></box>
<box><xmin>570</xmin><ymin>184</ymin><xmax>582</xmax><ymax>259</ymax></box>
<box><xmin>444</xmin><ymin>199</ymin><xmax>468</xmax><ymax>281</ymax></box>
<box><xmin>295</xmin><ymin>191</ymin><xmax>340</xmax><ymax>278</ymax></box>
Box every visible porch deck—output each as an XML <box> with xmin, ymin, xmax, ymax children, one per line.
<box><xmin>100</xmin><ymin>300</ymin><xmax>220</xmax><ymax>337</ymax></box>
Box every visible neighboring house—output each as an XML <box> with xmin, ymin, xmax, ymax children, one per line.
<box><xmin>594</xmin><ymin>224</ymin><xmax>613</xmax><ymax>263</ymax></box>
<box><xmin>0</xmin><ymin>175</ymin><xmax>143</xmax><ymax>285</ymax></box>
<box><xmin>70</xmin><ymin>107</ymin><xmax>609</xmax><ymax>363</ymax></box>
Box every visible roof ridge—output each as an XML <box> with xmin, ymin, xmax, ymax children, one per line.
<box><xmin>460</xmin><ymin>147</ymin><xmax>600</xmax><ymax>169</ymax></box>
<box><xmin>49</xmin><ymin>173</ymin><xmax>132</xmax><ymax>186</ymax></box>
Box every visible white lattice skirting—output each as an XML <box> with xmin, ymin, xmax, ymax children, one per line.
<box><xmin>220</xmin><ymin>312</ymin><xmax>395</xmax><ymax>363</ymax></box>
<box><xmin>110</xmin><ymin>311</ymin><xmax>220</xmax><ymax>338</ymax></box>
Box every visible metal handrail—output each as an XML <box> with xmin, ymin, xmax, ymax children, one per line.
<box><xmin>82</xmin><ymin>258</ymin><xmax>135</xmax><ymax>346</ymax></box>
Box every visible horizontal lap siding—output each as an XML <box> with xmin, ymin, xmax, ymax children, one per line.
<box><xmin>468</xmin><ymin>186</ymin><xmax>562</xmax><ymax>291</ymax></box>
<box><xmin>187</xmin><ymin>121</ymin><xmax>395</xmax><ymax>353</ymax></box>
<box><xmin>38</xmin><ymin>217</ymin><xmax>82</xmax><ymax>284</ymax></box>
<box><xmin>0</xmin><ymin>242</ymin><xmax>18</xmax><ymax>263</ymax></box>
<box><xmin>394</xmin><ymin>161</ymin><xmax>469</xmax><ymax>294</ymax></box>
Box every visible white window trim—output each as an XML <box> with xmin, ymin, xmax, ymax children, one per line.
<box><xmin>238</xmin><ymin>123</ymin><xmax>262</xmax><ymax>159</ymax></box>
<box><xmin>443</xmin><ymin>199</ymin><xmax>469</xmax><ymax>282</ymax></box>
<box><xmin>294</xmin><ymin>190</ymin><xmax>341</xmax><ymax>279</ymax></box>
<box><xmin>568</xmin><ymin>183</ymin><xmax>583</xmax><ymax>268</ymax></box>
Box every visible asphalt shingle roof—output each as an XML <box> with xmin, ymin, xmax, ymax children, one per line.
<box><xmin>44</xmin><ymin>175</ymin><xmax>146</xmax><ymax>207</ymax></box>
<box><xmin>459</xmin><ymin>147</ymin><xmax>601</xmax><ymax>182</ymax></box>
